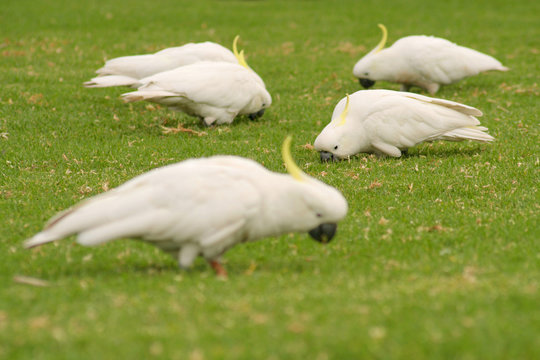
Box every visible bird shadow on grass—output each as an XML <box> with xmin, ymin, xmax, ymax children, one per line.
<box><xmin>136</xmin><ymin>114</ymin><xmax>269</xmax><ymax>140</ymax></box>
<box><xmin>37</xmin><ymin>252</ymin><xmax>279</xmax><ymax>280</ymax></box>
<box><xmin>154</xmin><ymin>110</ymin><xmax>269</xmax><ymax>127</ymax></box>
<box><xmin>41</xmin><ymin>261</ymin><xmax>181</xmax><ymax>280</ymax></box>
<box><xmin>336</xmin><ymin>145</ymin><xmax>487</xmax><ymax>162</ymax></box>
<box><xmin>309</xmin><ymin>144</ymin><xmax>488</xmax><ymax>166</ymax></box>
<box><xmin>20</xmin><ymin>257</ymin><xmax>334</xmax><ymax>286</ymax></box>
<box><xmin>227</xmin><ymin>256</ymin><xmax>328</xmax><ymax>277</ymax></box>
<box><xmin>400</xmin><ymin>146</ymin><xmax>486</xmax><ymax>160</ymax></box>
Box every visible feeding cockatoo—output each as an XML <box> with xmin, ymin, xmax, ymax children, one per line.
<box><xmin>24</xmin><ymin>137</ymin><xmax>348</xmax><ymax>277</ymax></box>
<box><xmin>84</xmin><ymin>37</ymin><xmax>241</xmax><ymax>88</ymax></box>
<box><xmin>120</xmin><ymin>57</ymin><xmax>271</xmax><ymax>126</ymax></box>
<box><xmin>313</xmin><ymin>90</ymin><xmax>494</xmax><ymax>161</ymax></box>
<box><xmin>353</xmin><ymin>24</ymin><xmax>509</xmax><ymax>94</ymax></box>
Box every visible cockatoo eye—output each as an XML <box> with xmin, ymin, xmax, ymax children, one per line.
<box><xmin>364</xmin><ymin>72</ymin><xmax>369</xmax><ymax>76</ymax></box>
<box><xmin>316</xmin><ymin>213</ymin><xmax>322</xmax><ymax>218</ymax></box>
<box><xmin>334</xmin><ymin>145</ymin><xmax>338</xmax><ymax>150</ymax></box>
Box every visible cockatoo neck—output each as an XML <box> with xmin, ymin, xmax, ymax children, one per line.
<box><xmin>370</xmin><ymin>49</ymin><xmax>409</xmax><ymax>82</ymax></box>
<box><xmin>249</xmin><ymin>69</ymin><xmax>266</xmax><ymax>88</ymax></box>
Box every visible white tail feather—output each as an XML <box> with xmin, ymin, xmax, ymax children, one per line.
<box><xmin>121</xmin><ymin>90</ymin><xmax>178</xmax><ymax>103</ymax></box>
<box><xmin>84</xmin><ymin>75</ymin><xmax>140</xmax><ymax>88</ymax></box>
<box><xmin>466</xmin><ymin>49</ymin><xmax>509</xmax><ymax>73</ymax></box>
<box><xmin>24</xmin><ymin>206</ymin><xmax>81</xmax><ymax>248</ymax></box>
<box><xmin>438</xmin><ymin>126</ymin><xmax>495</xmax><ymax>142</ymax></box>
<box><xmin>24</xmin><ymin>231</ymin><xmax>62</xmax><ymax>249</ymax></box>
<box><xmin>23</xmin><ymin>185</ymin><xmax>161</xmax><ymax>249</ymax></box>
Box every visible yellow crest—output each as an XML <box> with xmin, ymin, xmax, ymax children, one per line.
<box><xmin>282</xmin><ymin>136</ymin><xmax>305</xmax><ymax>182</ymax></box>
<box><xmin>336</xmin><ymin>94</ymin><xmax>350</xmax><ymax>127</ymax></box>
<box><xmin>233</xmin><ymin>35</ymin><xmax>250</xmax><ymax>69</ymax></box>
<box><xmin>374</xmin><ymin>24</ymin><xmax>388</xmax><ymax>53</ymax></box>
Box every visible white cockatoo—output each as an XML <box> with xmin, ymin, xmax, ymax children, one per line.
<box><xmin>120</xmin><ymin>56</ymin><xmax>271</xmax><ymax>126</ymax></box>
<box><xmin>24</xmin><ymin>137</ymin><xmax>348</xmax><ymax>277</ymax></box>
<box><xmin>353</xmin><ymin>25</ymin><xmax>509</xmax><ymax>94</ymax></box>
<box><xmin>84</xmin><ymin>37</ymin><xmax>241</xmax><ymax>88</ymax></box>
<box><xmin>313</xmin><ymin>90</ymin><xmax>494</xmax><ymax>161</ymax></box>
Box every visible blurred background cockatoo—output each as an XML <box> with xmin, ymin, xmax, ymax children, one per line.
<box><xmin>121</xmin><ymin>60</ymin><xmax>271</xmax><ymax>126</ymax></box>
<box><xmin>314</xmin><ymin>90</ymin><xmax>494</xmax><ymax>161</ymax></box>
<box><xmin>353</xmin><ymin>25</ymin><xmax>509</xmax><ymax>94</ymax></box>
<box><xmin>84</xmin><ymin>36</ymin><xmax>243</xmax><ymax>88</ymax></box>
<box><xmin>24</xmin><ymin>137</ymin><xmax>348</xmax><ymax>277</ymax></box>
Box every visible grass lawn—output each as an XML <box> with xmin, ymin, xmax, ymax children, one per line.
<box><xmin>1</xmin><ymin>0</ymin><xmax>539</xmax><ymax>358</ymax></box>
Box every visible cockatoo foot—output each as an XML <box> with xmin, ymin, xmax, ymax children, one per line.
<box><xmin>425</xmin><ymin>83</ymin><xmax>440</xmax><ymax>94</ymax></box>
<box><xmin>209</xmin><ymin>259</ymin><xmax>228</xmax><ymax>278</ymax></box>
<box><xmin>202</xmin><ymin>117</ymin><xmax>217</xmax><ymax>127</ymax></box>
<box><xmin>400</xmin><ymin>84</ymin><xmax>412</xmax><ymax>92</ymax></box>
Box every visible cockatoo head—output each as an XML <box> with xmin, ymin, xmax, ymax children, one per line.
<box><xmin>281</xmin><ymin>136</ymin><xmax>348</xmax><ymax>243</ymax></box>
<box><xmin>353</xmin><ymin>24</ymin><xmax>388</xmax><ymax>89</ymax></box>
<box><xmin>246</xmin><ymin>88</ymin><xmax>272</xmax><ymax>120</ymax></box>
<box><xmin>313</xmin><ymin>94</ymin><xmax>361</xmax><ymax>162</ymax></box>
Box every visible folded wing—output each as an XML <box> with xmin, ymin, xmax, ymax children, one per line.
<box><xmin>24</xmin><ymin>158</ymin><xmax>262</xmax><ymax>254</ymax></box>
<box><xmin>364</xmin><ymin>92</ymin><xmax>491</xmax><ymax>156</ymax></box>
<box><xmin>404</xmin><ymin>36</ymin><xmax>508</xmax><ymax>84</ymax></box>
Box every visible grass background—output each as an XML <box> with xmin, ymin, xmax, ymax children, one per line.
<box><xmin>1</xmin><ymin>0</ymin><xmax>539</xmax><ymax>358</ymax></box>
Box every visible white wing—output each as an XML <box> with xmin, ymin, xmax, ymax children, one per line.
<box><xmin>155</xmin><ymin>42</ymin><xmax>237</xmax><ymax>63</ymax></box>
<box><xmin>96</xmin><ymin>42</ymin><xmax>237</xmax><ymax>79</ymax></box>
<box><xmin>398</xmin><ymin>36</ymin><xmax>508</xmax><ymax>84</ymax></box>
<box><xmin>24</xmin><ymin>157</ymin><xmax>263</xmax><ymax>256</ymax></box>
<box><xmin>95</xmin><ymin>54</ymin><xmax>185</xmax><ymax>80</ymax></box>
<box><xmin>148</xmin><ymin>63</ymin><xmax>259</xmax><ymax>105</ymax></box>
<box><xmin>400</xmin><ymin>91</ymin><xmax>482</xmax><ymax>116</ymax></box>
<box><xmin>121</xmin><ymin>62</ymin><xmax>269</xmax><ymax>122</ymax></box>
<box><xmin>84</xmin><ymin>42</ymin><xmax>239</xmax><ymax>88</ymax></box>
<box><xmin>361</xmin><ymin>91</ymin><xmax>483</xmax><ymax>156</ymax></box>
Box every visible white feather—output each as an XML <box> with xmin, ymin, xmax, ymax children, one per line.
<box><xmin>313</xmin><ymin>90</ymin><xmax>494</xmax><ymax>158</ymax></box>
<box><xmin>83</xmin><ymin>75</ymin><xmax>141</xmax><ymax>88</ymax></box>
<box><xmin>84</xmin><ymin>42</ymin><xmax>238</xmax><ymax>88</ymax></box>
<box><xmin>353</xmin><ymin>30</ymin><xmax>509</xmax><ymax>94</ymax></box>
<box><xmin>121</xmin><ymin>62</ymin><xmax>272</xmax><ymax>125</ymax></box>
<box><xmin>24</xmin><ymin>155</ymin><xmax>348</xmax><ymax>269</ymax></box>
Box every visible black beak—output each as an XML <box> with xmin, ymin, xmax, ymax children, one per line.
<box><xmin>359</xmin><ymin>78</ymin><xmax>375</xmax><ymax>89</ymax></box>
<box><xmin>320</xmin><ymin>151</ymin><xmax>338</xmax><ymax>162</ymax></box>
<box><xmin>248</xmin><ymin>109</ymin><xmax>265</xmax><ymax>120</ymax></box>
<box><xmin>308</xmin><ymin>223</ymin><xmax>337</xmax><ymax>243</ymax></box>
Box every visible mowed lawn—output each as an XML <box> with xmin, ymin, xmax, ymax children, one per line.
<box><xmin>1</xmin><ymin>0</ymin><xmax>538</xmax><ymax>358</ymax></box>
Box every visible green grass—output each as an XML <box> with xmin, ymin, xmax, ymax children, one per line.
<box><xmin>1</xmin><ymin>0</ymin><xmax>539</xmax><ymax>358</ymax></box>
